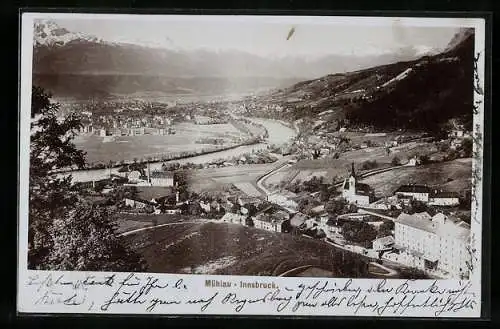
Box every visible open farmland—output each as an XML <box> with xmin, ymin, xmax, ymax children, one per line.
<box><xmin>232</xmin><ymin>182</ymin><xmax>263</xmax><ymax>197</ymax></box>
<box><xmin>187</xmin><ymin>163</ymin><xmax>276</xmax><ymax>194</ymax></box>
<box><xmin>360</xmin><ymin>158</ymin><xmax>472</xmax><ymax>197</ymax></box>
<box><xmin>262</xmin><ymin>141</ymin><xmax>441</xmax><ymax>189</ymax></box>
<box><xmin>73</xmin><ymin>122</ymin><xmax>245</xmax><ymax>163</ymax></box>
<box><xmin>123</xmin><ymin>221</ymin><xmax>372</xmax><ymax>277</ymax></box>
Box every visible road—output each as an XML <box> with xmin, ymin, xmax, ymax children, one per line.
<box><xmin>118</xmin><ymin>219</ymin><xmax>206</xmax><ymax>237</ymax></box>
<box><xmin>255</xmin><ymin>159</ymin><xmax>293</xmax><ymax>196</ymax></box>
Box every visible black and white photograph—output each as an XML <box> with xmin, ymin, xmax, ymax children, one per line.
<box><xmin>18</xmin><ymin>13</ymin><xmax>487</xmax><ymax>317</ymax></box>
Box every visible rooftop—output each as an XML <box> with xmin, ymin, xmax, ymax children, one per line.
<box><xmin>395</xmin><ymin>184</ymin><xmax>431</xmax><ymax>194</ymax></box>
<box><xmin>430</xmin><ymin>190</ymin><xmax>460</xmax><ymax>198</ymax></box>
<box><xmin>254</xmin><ymin>213</ymin><xmax>287</xmax><ymax>224</ymax></box>
<box><xmin>291</xmin><ymin>212</ymin><xmax>309</xmax><ymax>227</ymax></box>
<box><xmin>150</xmin><ymin>171</ymin><xmax>175</xmax><ymax>179</ymax></box>
<box><xmin>124</xmin><ymin>197</ymin><xmax>154</xmax><ymax>206</ymax></box>
<box><xmin>343</xmin><ymin>181</ymin><xmax>373</xmax><ymax>195</ymax></box>
<box><xmin>373</xmin><ymin>235</ymin><xmax>395</xmax><ymax>245</ymax></box>
<box><xmin>395</xmin><ymin>212</ymin><xmax>469</xmax><ymax>241</ymax></box>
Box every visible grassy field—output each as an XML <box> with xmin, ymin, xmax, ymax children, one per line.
<box><xmin>360</xmin><ymin>158</ymin><xmax>472</xmax><ymax>197</ymax></box>
<box><xmin>113</xmin><ymin>213</ymin><xmax>191</xmax><ymax>234</ymax></box>
<box><xmin>187</xmin><ymin>163</ymin><xmax>275</xmax><ymax>194</ymax></box>
<box><xmin>263</xmin><ymin>141</ymin><xmax>442</xmax><ymax>189</ymax></box>
<box><xmin>74</xmin><ymin>122</ymin><xmax>245</xmax><ymax>163</ymax></box>
<box><xmin>136</xmin><ymin>186</ymin><xmax>175</xmax><ymax>200</ymax></box>
<box><xmin>123</xmin><ymin>221</ymin><xmax>374</xmax><ymax>277</ymax></box>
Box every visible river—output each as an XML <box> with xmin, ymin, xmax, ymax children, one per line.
<box><xmin>57</xmin><ymin>117</ymin><xmax>296</xmax><ymax>183</ymax></box>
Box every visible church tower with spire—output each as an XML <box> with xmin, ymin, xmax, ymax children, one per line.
<box><xmin>341</xmin><ymin>162</ymin><xmax>373</xmax><ymax>205</ymax></box>
<box><xmin>348</xmin><ymin>162</ymin><xmax>356</xmax><ymax>197</ymax></box>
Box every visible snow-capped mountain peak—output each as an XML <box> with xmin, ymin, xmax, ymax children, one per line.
<box><xmin>33</xmin><ymin>20</ymin><xmax>106</xmax><ymax>47</ymax></box>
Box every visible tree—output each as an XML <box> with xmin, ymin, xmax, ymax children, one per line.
<box><xmin>391</xmin><ymin>156</ymin><xmax>401</xmax><ymax>166</ymax></box>
<box><xmin>325</xmin><ymin>199</ymin><xmax>347</xmax><ymax>216</ymax></box>
<box><xmin>29</xmin><ymin>87</ymin><xmax>86</xmax><ymax>268</ymax></box>
<box><xmin>49</xmin><ymin>200</ymin><xmax>147</xmax><ymax>271</ymax></box>
<box><xmin>341</xmin><ymin>221</ymin><xmax>377</xmax><ymax>248</ymax></box>
<box><xmin>28</xmin><ymin>86</ymin><xmax>146</xmax><ymax>271</ymax></box>
<box><xmin>361</xmin><ymin>160</ymin><xmax>378</xmax><ymax>170</ymax></box>
<box><xmin>419</xmin><ymin>154</ymin><xmax>431</xmax><ymax>165</ymax></box>
<box><xmin>460</xmin><ymin>138</ymin><xmax>473</xmax><ymax>158</ymax></box>
<box><xmin>319</xmin><ymin>184</ymin><xmax>331</xmax><ymax>202</ymax></box>
<box><xmin>409</xmin><ymin>199</ymin><xmax>428</xmax><ymax>214</ymax></box>
<box><xmin>377</xmin><ymin>221</ymin><xmax>394</xmax><ymax>238</ymax></box>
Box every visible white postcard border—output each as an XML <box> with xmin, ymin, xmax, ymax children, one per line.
<box><xmin>18</xmin><ymin>13</ymin><xmax>486</xmax><ymax>318</ymax></box>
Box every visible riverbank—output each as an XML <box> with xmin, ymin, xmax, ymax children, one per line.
<box><xmin>55</xmin><ymin>117</ymin><xmax>297</xmax><ymax>183</ymax></box>
<box><xmin>52</xmin><ymin>138</ymin><xmax>262</xmax><ymax>173</ymax></box>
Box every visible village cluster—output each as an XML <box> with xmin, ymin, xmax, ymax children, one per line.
<box><xmin>86</xmin><ymin>151</ymin><xmax>470</xmax><ymax>279</ymax></box>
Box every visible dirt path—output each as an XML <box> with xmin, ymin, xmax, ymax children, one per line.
<box><xmin>118</xmin><ymin>220</ymin><xmax>205</xmax><ymax>237</ymax></box>
<box><xmin>278</xmin><ymin>265</ymin><xmax>315</xmax><ymax>277</ymax></box>
<box><xmin>369</xmin><ymin>261</ymin><xmax>398</xmax><ymax>276</ymax></box>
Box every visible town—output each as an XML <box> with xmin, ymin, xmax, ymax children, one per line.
<box><xmin>70</xmin><ymin>108</ymin><xmax>473</xmax><ymax>280</ymax></box>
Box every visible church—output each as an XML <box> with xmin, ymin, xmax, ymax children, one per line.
<box><xmin>341</xmin><ymin>163</ymin><xmax>375</xmax><ymax>206</ymax></box>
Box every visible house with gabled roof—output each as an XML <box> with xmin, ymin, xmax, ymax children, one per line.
<box><xmin>394</xmin><ymin>184</ymin><xmax>431</xmax><ymax>202</ymax></box>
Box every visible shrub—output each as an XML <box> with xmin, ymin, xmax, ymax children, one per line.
<box><xmin>418</xmin><ymin>154</ymin><xmax>431</xmax><ymax>164</ymax></box>
<box><xmin>361</xmin><ymin>160</ymin><xmax>378</xmax><ymax>170</ymax></box>
<box><xmin>391</xmin><ymin>156</ymin><xmax>401</xmax><ymax>166</ymax></box>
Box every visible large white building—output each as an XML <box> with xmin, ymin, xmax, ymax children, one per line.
<box><xmin>341</xmin><ymin>163</ymin><xmax>374</xmax><ymax>205</ymax></box>
<box><xmin>428</xmin><ymin>190</ymin><xmax>460</xmax><ymax>206</ymax></box>
<box><xmin>252</xmin><ymin>208</ymin><xmax>290</xmax><ymax>233</ymax></box>
<box><xmin>394</xmin><ymin>212</ymin><xmax>470</xmax><ymax>279</ymax></box>
<box><xmin>394</xmin><ymin>184</ymin><xmax>431</xmax><ymax>202</ymax></box>
<box><xmin>150</xmin><ymin>171</ymin><xmax>175</xmax><ymax>187</ymax></box>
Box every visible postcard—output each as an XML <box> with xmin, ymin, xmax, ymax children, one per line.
<box><xmin>18</xmin><ymin>12</ymin><xmax>487</xmax><ymax>317</ymax></box>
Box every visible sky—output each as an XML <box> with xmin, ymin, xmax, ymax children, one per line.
<box><xmin>49</xmin><ymin>16</ymin><xmax>461</xmax><ymax>58</ymax></box>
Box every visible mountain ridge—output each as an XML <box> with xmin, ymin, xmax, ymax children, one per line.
<box><xmin>32</xmin><ymin>20</ymin><xmax>442</xmax><ymax>99</ymax></box>
<box><xmin>249</xmin><ymin>28</ymin><xmax>475</xmax><ymax>132</ymax></box>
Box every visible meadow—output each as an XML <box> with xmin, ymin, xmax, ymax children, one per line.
<box><xmin>123</xmin><ymin>221</ymin><xmax>372</xmax><ymax>277</ymax></box>
<box><xmin>360</xmin><ymin>158</ymin><xmax>472</xmax><ymax>197</ymax></box>
<box><xmin>73</xmin><ymin>122</ymin><xmax>245</xmax><ymax>163</ymax></box>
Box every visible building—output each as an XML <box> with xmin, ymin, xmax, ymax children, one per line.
<box><xmin>221</xmin><ymin>212</ymin><xmax>247</xmax><ymax>225</ymax></box>
<box><xmin>128</xmin><ymin>170</ymin><xmax>143</xmax><ymax>183</ymax></box>
<box><xmin>324</xmin><ymin>219</ymin><xmax>343</xmax><ymax>239</ymax></box>
<box><xmin>158</xmin><ymin>205</ymin><xmax>182</xmax><ymax>215</ymax></box>
<box><xmin>341</xmin><ymin>163</ymin><xmax>374</xmax><ymax>205</ymax></box>
<box><xmin>124</xmin><ymin>197</ymin><xmax>154</xmax><ymax>210</ymax></box>
<box><xmin>150</xmin><ymin>171</ymin><xmax>175</xmax><ymax>187</ymax></box>
<box><xmin>237</xmin><ymin>196</ymin><xmax>263</xmax><ymax>207</ymax></box>
<box><xmin>372</xmin><ymin>236</ymin><xmax>395</xmax><ymax>251</ymax></box>
<box><xmin>393</xmin><ymin>212</ymin><xmax>470</xmax><ymax>278</ymax></box>
<box><xmin>267</xmin><ymin>190</ymin><xmax>299</xmax><ymax>210</ymax></box>
<box><xmin>405</xmin><ymin>156</ymin><xmax>420</xmax><ymax>167</ymax></box>
<box><xmin>199</xmin><ymin>201</ymin><xmax>211</xmax><ymax>213</ymax></box>
<box><xmin>253</xmin><ymin>213</ymin><xmax>289</xmax><ymax>233</ymax></box>
<box><xmin>252</xmin><ymin>206</ymin><xmax>290</xmax><ymax>233</ymax></box>
<box><xmin>310</xmin><ymin>204</ymin><xmax>325</xmax><ymax>215</ymax></box>
<box><xmin>429</xmin><ymin>190</ymin><xmax>460</xmax><ymax>206</ymax></box>
<box><xmin>290</xmin><ymin>212</ymin><xmax>309</xmax><ymax>229</ymax></box>
<box><xmin>317</xmin><ymin>212</ymin><xmax>330</xmax><ymax>226</ymax></box>
<box><xmin>394</xmin><ymin>184</ymin><xmax>431</xmax><ymax>202</ymax></box>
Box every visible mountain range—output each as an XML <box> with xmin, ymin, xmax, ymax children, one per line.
<box><xmin>32</xmin><ymin>20</ymin><xmax>439</xmax><ymax>99</ymax></box>
<box><xmin>252</xmin><ymin>28</ymin><xmax>475</xmax><ymax>132</ymax></box>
